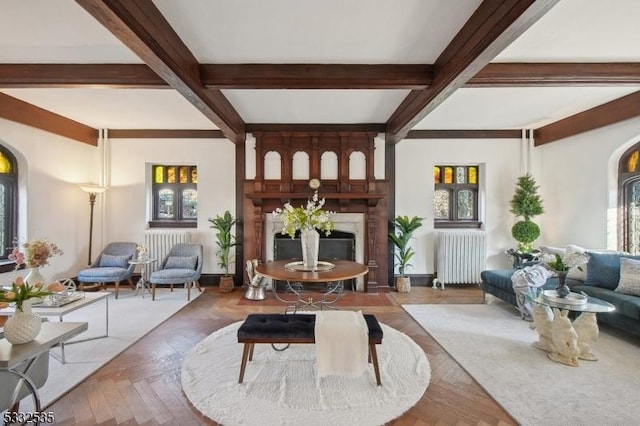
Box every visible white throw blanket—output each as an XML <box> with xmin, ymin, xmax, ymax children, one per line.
<box><xmin>314</xmin><ymin>310</ymin><xmax>369</xmax><ymax>377</ymax></box>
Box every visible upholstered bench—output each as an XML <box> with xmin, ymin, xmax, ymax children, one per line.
<box><xmin>237</xmin><ymin>313</ymin><xmax>384</xmax><ymax>385</ymax></box>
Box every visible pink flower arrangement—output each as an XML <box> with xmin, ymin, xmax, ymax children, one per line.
<box><xmin>0</xmin><ymin>276</ymin><xmax>64</xmax><ymax>312</ymax></box>
<box><xmin>9</xmin><ymin>238</ymin><xmax>63</xmax><ymax>269</ymax></box>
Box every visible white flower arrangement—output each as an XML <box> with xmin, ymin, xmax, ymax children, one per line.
<box><xmin>539</xmin><ymin>251</ymin><xmax>589</xmax><ymax>273</ymax></box>
<box><xmin>272</xmin><ymin>191</ymin><xmax>336</xmax><ymax>238</ymax></box>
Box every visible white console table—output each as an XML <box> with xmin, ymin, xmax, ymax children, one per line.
<box><xmin>0</xmin><ymin>321</ymin><xmax>87</xmax><ymax>415</ymax></box>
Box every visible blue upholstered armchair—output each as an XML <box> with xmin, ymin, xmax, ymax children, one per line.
<box><xmin>77</xmin><ymin>242</ymin><xmax>137</xmax><ymax>299</ymax></box>
<box><xmin>149</xmin><ymin>243</ymin><xmax>203</xmax><ymax>301</ymax></box>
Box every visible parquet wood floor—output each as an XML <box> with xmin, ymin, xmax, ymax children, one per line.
<box><xmin>44</xmin><ymin>285</ymin><xmax>518</xmax><ymax>425</ymax></box>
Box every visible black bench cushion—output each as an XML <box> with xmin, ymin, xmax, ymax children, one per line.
<box><xmin>237</xmin><ymin>313</ymin><xmax>383</xmax><ymax>341</ymax></box>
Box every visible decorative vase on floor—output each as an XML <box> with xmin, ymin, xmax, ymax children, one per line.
<box><xmin>300</xmin><ymin>228</ymin><xmax>320</xmax><ymax>270</ymax></box>
<box><xmin>555</xmin><ymin>271</ymin><xmax>570</xmax><ymax>298</ymax></box>
<box><xmin>3</xmin><ymin>301</ymin><xmax>42</xmax><ymax>344</ymax></box>
<box><xmin>25</xmin><ymin>266</ymin><xmax>45</xmax><ymax>286</ymax></box>
<box><xmin>396</xmin><ymin>276</ymin><xmax>411</xmax><ymax>293</ymax></box>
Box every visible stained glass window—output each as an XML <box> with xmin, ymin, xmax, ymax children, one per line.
<box><xmin>182</xmin><ymin>189</ymin><xmax>198</xmax><ymax>219</ymax></box>
<box><xmin>627</xmin><ymin>150</ymin><xmax>639</xmax><ymax>173</ymax></box>
<box><xmin>167</xmin><ymin>167</ymin><xmax>176</xmax><ymax>183</ymax></box>
<box><xmin>151</xmin><ymin>165</ymin><xmax>197</xmax><ymax>227</ymax></box>
<box><xmin>154</xmin><ymin>166</ymin><xmax>164</xmax><ymax>183</ymax></box>
<box><xmin>468</xmin><ymin>167</ymin><xmax>477</xmax><ymax>184</ymax></box>
<box><xmin>630</xmin><ymin>181</ymin><xmax>640</xmax><ymax>255</ymax></box>
<box><xmin>443</xmin><ymin>167</ymin><xmax>453</xmax><ymax>184</ymax></box>
<box><xmin>0</xmin><ymin>145</ymin><xmax>17</xmax><ymax>259</ymax></box>
<box><xmin>434</xmin><ymin>165</ymin><xmax>480</xmax><ymax>228</ymax></box>
<box><xmin>434</xmin><ymin>190</ymin><xmax>450</xmax><ymax>219</ymax></box>
<box><xmin>457</xmin><ymin>190</ymin><xmax>473</xmax><ymax>219</ymax></box>
<box><xmin>158</xmin><ymin>189</ymin><xmax>174</xmax><ymax>219</ymax></box>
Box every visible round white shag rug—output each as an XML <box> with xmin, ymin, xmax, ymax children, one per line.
<box><xmin>181</xmin><ymin>320</ymin><xmax>430</xmax><ymax>426</ymax></box>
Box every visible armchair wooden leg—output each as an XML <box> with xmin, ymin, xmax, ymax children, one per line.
<box><xmin>115</xmin><ymin>281</ymin><xmax>120</xmax><ymax>299</ymax></box>
<box><xmin>152</xmin><ymin>283</ymin><xmax>156</xmax><ymax>301</ymax></box>
<box><xmin>128</xmin><ymin>277</ymin><xmax>135</xmax><ymax>289</ymax></box>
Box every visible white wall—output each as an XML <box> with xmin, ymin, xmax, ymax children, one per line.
<box><xmin>395</xmin><ymin>138</ymin><xmax>526</xmax><ymax>273</ymax></box>
<box><xmin>107</xmin><ymin>137</ymin><xmax>236</xmax><ymax>273</ymax></box>
<box><xmin>0</xmin><ymin>118</ymin><xmax>100</xmax><ymax>283</ymax></box>
<box><xmin>536</xmin><ymin>117</ymin><xmax>640</xmax><ymax>250</ymax></box>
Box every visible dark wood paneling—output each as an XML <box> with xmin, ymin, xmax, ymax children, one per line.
<box><xmin>534</xmin><ymin>90</ymin><xmax>640</xmax><ymax>145</ymax></box>
<box><xmin>244</xmin><ymin>130</ymin><xmax>388</xmax><ymax>291</ymax></box>
<box><xmin>75</xmin><ymin>0</ymin><xmax>246</xmax><ymax>143</ymax></box>
<box><xmin>108</xmin><ymin>129</ymin><xmax>225</xmax><ymax>139</ymax></box>
<box><xmin>386</xmin><ymin>0</ymin><xmax>560</xmax><ymax>143</ymax></box>
<box><xmin>406</xmin><ymin>129</ymin><xmax>522</xmax><ymax>139</ymax></box>
<box><xmin>0</xmin><ymin>92</ymin><xmax>98</xmax><ymax>145</ymax></box>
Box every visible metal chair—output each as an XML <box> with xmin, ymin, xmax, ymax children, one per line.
<box><xmin>77</xmin><ymin>242</ymin><xmax>137</xmax><ymax>298</ymax></box>
<box><xmin>148</xmin><ymin>243</ymin><xmax>203</xmax><ymax>301</ymax></box>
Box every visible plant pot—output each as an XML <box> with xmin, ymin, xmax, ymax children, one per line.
<box><xmin>219</xmin><ymin>275</ymin><xmax>235</xmax><ymax>293</ymax></box>
<box><xmin>396</xmin><ymin>276</ymin><xmax>411</xmax><ymax>293</ymax></box>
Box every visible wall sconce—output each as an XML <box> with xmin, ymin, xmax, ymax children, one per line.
<box><xmin>79</xmin><ymin>184</ymin><xmax>108</xmax><ymax>265</ymax></box>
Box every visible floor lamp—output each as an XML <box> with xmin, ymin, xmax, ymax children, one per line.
<box><xmin>79</xmin><ymin>184</ymin><xmax>107</xmax><ymax>266</ymax></box>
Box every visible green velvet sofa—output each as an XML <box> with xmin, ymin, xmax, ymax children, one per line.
<box><xmin>481</xmin><ymin>249</ymin><xmax>640</xmax><ymax>338</ymax></box>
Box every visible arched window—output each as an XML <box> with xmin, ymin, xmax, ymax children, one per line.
<box><xmin>619</xmin><ymin>143</ymin><xmax>640</xmax><ymax>254</ymax></box>
<box><xmin>0</xmin><ymin>145</ymin><xmax>18</xmax><ymax>259</ymax></box>
<box><xmin>150</xmin><ymin>165</ymin><xmax>197</xmax><ymax>228</ymax></box>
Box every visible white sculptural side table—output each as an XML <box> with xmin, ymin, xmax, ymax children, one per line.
<box><xmin>527</xmin><ymin>290</ymin><xmax>615</xmax><ymax>367</ymax></box>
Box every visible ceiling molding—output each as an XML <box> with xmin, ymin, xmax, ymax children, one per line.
<box><xmin>385</xmin><ymin>0</ymin><xmax>561</xmax><ymax>144</ymax></box>
<box><xmin>75</xmin><ymin>0</ymin><xmax>246</xmax><ymax>143</ymax></box>
<box><xmin>0</xmin><ymin>92</ymin><xmax>98</xmax><ymax>145</ymax></box>
<box><xmin>406</xmin><ymin>129</ymin><xmax>522</xmax><ymax>139</ymax></box>
<box><xmin>534</xmin><ymin>90</ymin><xmax>640</xmax><ymax>145</ymax></box>
<box><xmin>108</xmin><ymin>129</ymin><xmax>225</xmax><ymax>139</ymax></box>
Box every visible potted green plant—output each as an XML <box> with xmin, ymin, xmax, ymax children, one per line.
<box><xmin>509</xmin><ymin>174</ymin><xmax>544</xmax><ymax>265</ymax></box>
<box><xmin>208</xmin><ymin>210</ymin><xmax>240</xmax><ymax>293</ymax></box>
<box><xmin>389</xmin><ymin>215</ymin><xmax>424</xmax><ymax>292</ymax></box>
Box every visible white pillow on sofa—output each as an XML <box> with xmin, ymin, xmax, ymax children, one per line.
<box><xmin>615</xmin><ymin>257</ymin><xmax>640</xmax><ymax>296</ymax></box>
<box><xmin>539</xmin><ymin>244</ymin><xmax>628</xmax><ymax>282</ymax></box>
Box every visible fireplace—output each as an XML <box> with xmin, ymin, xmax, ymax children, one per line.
<box><xmin>265</xmin><ymin>213</ymin><xmax>365</xmax><ymax>290</ymax></box>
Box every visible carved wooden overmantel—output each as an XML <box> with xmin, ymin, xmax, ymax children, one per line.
<box><xmin>243</xmin><ymin>130</ymin><xmax>389</xmax><ymax>292</ymax></box>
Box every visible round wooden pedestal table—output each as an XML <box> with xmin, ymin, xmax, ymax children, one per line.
<box><xmin>255</xmin><ymin>259</ymin><xmax>369</xmax><ymax>313</ymax></box>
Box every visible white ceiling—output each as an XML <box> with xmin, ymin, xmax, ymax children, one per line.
<box><xmin>0</xmin><ymin>0</ymin><xmax>639</xmax><ymax>134</ymax></box>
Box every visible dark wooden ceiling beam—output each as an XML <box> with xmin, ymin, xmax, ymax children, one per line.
<box><xmin>406</xmin><ymin>129</ymin><xmax>522</xmax><ymax>139</ymax></box>
<box><xmin>2</xmin><ymin>62</ymin><xmax>640</xmax><ymax>89</ymax></box>
<box><xmin>0</xmin><ymin>93</ymin><xmax>98</xmax><ymax>145</ymax></box>
<box><xmin>0</xmin><ymin>64</ymin><xmax>164</xmax><ymax>88</ymax></box>
<box><xmin>385</xmin><ymin>0</ymin><xmax>560</xmax><ymax>144</ymax></box>
<box><xmin>534</xmin><ymin>90</ymin><xmax>640</xmax><ymax>146</ymax></box>
<box><xmin>200</xmin><ymin>64</ymin><xmax>433</xmax><ymax>89</ymax></box>
<box><xmin>75</xmin><ymin>0</ymin><xmax>245</xmax><ymax>143</ymax></box>
<box><xmin>470</xmin><ymin>63</ymin><xmax>640</xmax><ymax>86</ymax></box>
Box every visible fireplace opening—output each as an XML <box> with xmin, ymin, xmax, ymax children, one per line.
<box><xmin>273</xmin><ymin>230</ymin><xmax>356</xmax><ymax>290</ymax></box>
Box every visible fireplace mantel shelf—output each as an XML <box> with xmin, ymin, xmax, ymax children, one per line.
<box><xmin>246</xmin><ymin>192</ymin><xmax>384</xmax><ymax>206</ymax></box>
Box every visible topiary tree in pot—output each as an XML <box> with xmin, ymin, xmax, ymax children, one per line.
<box><xmin>509</xmin><ymin>174</ymin><xmax>544</xmax><ymax>263</ymax></box>
<box><xmin>208</xmin><ymin>210</ymin><xmax>240</xmax><ymax>293</ymax></box>
<box><xmin>389</xmin><ymin>215</ymin><xmax>424</xmax><ymax>293</ymax></box>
